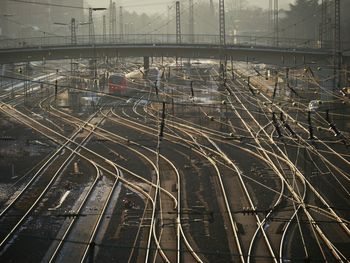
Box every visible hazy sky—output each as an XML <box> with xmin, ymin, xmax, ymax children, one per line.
<box><xmin>85</xmin><ymin>0</ymin><xmax>294</xmax><ymax>13</ymax></box>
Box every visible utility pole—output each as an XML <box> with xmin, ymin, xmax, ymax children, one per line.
<box><xmin>103</xmin><ymin>15</ymin><xmax>106</xmax><ymax>42</ymax></box>
<box><xmin>273</xmin><ymin>0</ymin><xmax>279</xmax><ymax>46</ymax></box>
<box><xmin>112</xmin><ymin>2</ymin><xmax>117</xmax><ymax>41</ymax></box>
<box><xmin>71</xmin><ymin>18</ymin><xmax>76</xmax><ymax>45</ymax></box>
<box><xmin>113</xmin><ymin>3</ymin><xmax>117</xmax><ymax>37</ymax></box>
<box><xmin>87</xmin><ymin>8</ymin><xmax>106</xmax><ymax>79</ymax></box>
<box><xmin>333</xmin><ymin>0</ymin><xmax>341</xmax><ymax>90</ymax></box>
<box><xmin>69</xmin><ymin>59</ymin><xmax>79</xmax><ymax>93</ymax></box>
<box><xmin>167</xmin><ymin>5</ymin><xmax>171</xmax><ymax>42</ymax></box>
<box><xmin>319</xmin><ymin>0</ymin><xmax>328</xmax><ymax>48</ymax></box>
<box><xmin>189</xmin><ymin>0</ymin><xmax>194</xmax><ymax>43</ymax></box>
<box><xmin>70</xmin><ymin>61</ymin><xmax>78</xmax><ymax>84</ymax></box>
<box><xmin>109</xmin><ymin>0</ymin><xmax>113</xmax><ymax>38</ymax></box>
<box><xmin>219</xmin><ymin>0</ymin><xmax>226</xmax><ymax>46</ymax></box>
<box><xmin>176</xmin><ymin>1</ymin><xmax>181</xmax><ymax>44</ymax></box>
<box><xmin>268</xmin><ymin>0</ymin><xmax>273</xmax><ymax>34</ymax></box>
<box><xmin>109</xmin><ymin>1</ymin><xmax>117</xmax><ymax>41</ymax></box>
<box><xmin>175</xmin><ymin>1</ymin><xmax>181</xmax><ymax>68</ymax></box>
<box><xmin>88</xmin><ymin>8</ymin><xmax>94</xmax><ymax>44</ymax></box>
<box><xmin>119</xmin><ymin>6</ymin><xmax>124</xmax><ymax>40</ymax></box>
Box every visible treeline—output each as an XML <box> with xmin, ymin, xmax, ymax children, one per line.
<box><xmin>279</xmin><ymin>0</ymin><xmax>350</xmax><ymax>48</ymax></box>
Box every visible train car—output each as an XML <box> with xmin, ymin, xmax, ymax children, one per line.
<box><xmin>109</xmin><ymin>73</ymin><xmax>127</xmax><ymax>94</ymax></box>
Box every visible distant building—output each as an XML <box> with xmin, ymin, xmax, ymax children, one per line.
<box><xmin>0</xmin><ymin>0</ymin><xmax>84</xmax><ymax>39</ymax></box>
<box><xmin>0</xmin><ymin>1</ymin><xmax>9</xmax><ymax>38</ymax></box>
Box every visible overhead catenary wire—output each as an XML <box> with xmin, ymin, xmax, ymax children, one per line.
<box><xmin>8</xmin><ymin>0</ymin><xmax>176</xmax><ymax>10</ymax></box>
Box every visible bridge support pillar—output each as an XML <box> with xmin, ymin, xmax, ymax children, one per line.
<box><xmin>144</xmin><ymin>56</ymin><xmax>150</xmax><ymax>73</ymax></box>
<box><xmin>345</xmin><ymin>63</ymin><xmax>348</xmax><ymax>87</ymax></box>
<box><xmin>0</xmin><ymin>65</ymin><xmax>3</xmax><ymax>90</ymax></box>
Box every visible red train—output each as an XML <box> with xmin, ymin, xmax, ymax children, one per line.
<box><xmin>109</xmin><ymin>73</ymin><xmax>127</xmax><ymax>94</ymax></box>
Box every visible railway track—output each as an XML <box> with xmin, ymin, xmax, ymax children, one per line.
<box><xmin>0</xmin><ymin>60</ymin><xmax>349</xmax><ymax>262</ymax></box>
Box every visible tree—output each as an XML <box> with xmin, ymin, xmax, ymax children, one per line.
<box><xmin>280</xmin><ymin>0</ymin><xmax>321</xmax><ymax>41</ymax></box>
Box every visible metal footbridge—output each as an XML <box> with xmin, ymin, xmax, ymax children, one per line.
<box><xmin>0</xmin><ymin>34</ymin><xmax>348</xmax><ymax>66</ymax></box>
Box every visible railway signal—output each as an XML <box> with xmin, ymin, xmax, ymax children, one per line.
<box><xmin>272</xmin><ymin>81</ymin><xmax>278</xmax><ymax>102</ymax></box>
<box><xmin>190</xmin><ymin>80</ymin><xmax>194</xmax><ymax>99</ymax></box>
<box><xmin>272</xmin><ymin>112</ymin><xmax>283</xmax><ymax>138</ymax></box>
<box><xmin>325</xmin><ymin>109</ymin><xmax>341</xmax><ymax>137</ymax></box>
<box><xmin>159</xmin><ymin>101</ymin><xmax>166</xmax><ymax>138</ymax></box>
<box><xmin>307</xmin><ymin>111</ymin><xmax>314</xmax><ymax>140</ymax></box>
<box><xmin>55</xmin><ymin>79</ymin><xmax>58</xmax><ymax>97</ymax></box>
<box><xmin>279</xmin><ymin>114</ymin><xmax>296</xmax><ymax>138</ymax></box>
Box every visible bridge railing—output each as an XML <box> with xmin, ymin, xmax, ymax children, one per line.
<box><xmin>0</xmin><ymin>34</ymin><xmax>333</xmax><ymax>51</ymax></box>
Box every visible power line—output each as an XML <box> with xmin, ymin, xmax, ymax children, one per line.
<box><xmin>142</xmin><ymin>1</ymin><xmax>198</xmax><ymax>35</ymax></box>
<box><xmin>0</xmin><ymin>16</ymin><xmax>59</xmax><ymax>37</ymax></box>
<box><xmin>8</xmin><ymin>0</ymin><xmax>176</xmax><ymax>10</ymax></box>
<box><xmin>273</xmin><ymin>0</ymin><xmax>279</xmax><ymax>46</ymax></box>
<box><xmin>133</xmin><ymin>3</ymin><xmax>176</xmax><ymax>34</ymax></box>
<box><xmin>9</xmin><ymin>0</ymin><xmax>89</xmax><ymax>10</ymax></box>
